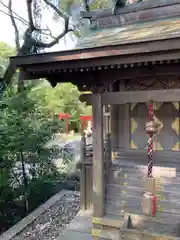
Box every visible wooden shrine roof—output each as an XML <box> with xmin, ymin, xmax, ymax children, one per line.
<box><xmin>9</xmin><ymin>1</ymin><xmax>180</xmax><ymax>88</ymax></box>
<box><xmin>76</xmin><ymin>17</ymin><xmax>180</xmax><ymax>50</ymax></box>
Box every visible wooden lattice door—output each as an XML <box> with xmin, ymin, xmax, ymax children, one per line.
<box><xmin>153</xmin><ymin>102</ymin><xmax>180</xmax><ymax>151</ymax></box>
<box><xmin>130</xmin><ymin>102</ymin><xmax>180</xmax><ymax>151</ymax></box>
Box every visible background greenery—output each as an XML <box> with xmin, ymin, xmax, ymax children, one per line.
<box><xmin>0</xmin><ymin>41</ymin><xmax>91</xmax><ymax>233</ymax></box>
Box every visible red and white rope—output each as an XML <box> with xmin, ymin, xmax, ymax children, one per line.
<box><xmin>147</xmin><ymin>102</ymin><xmax>153</xmax><ymax>178</ymax></box>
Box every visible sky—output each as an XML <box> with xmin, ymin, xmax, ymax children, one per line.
<box><xmin>0</xmin><ymin>0</ymin><xmax>77</xmax><ymax>51</ymax></box>
<box><xmin>0</xmin><ymin>0</ymin><xmax>27</xmax><ymax>46</ymax></box>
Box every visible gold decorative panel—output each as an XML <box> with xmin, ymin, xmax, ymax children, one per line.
<box><xmin>153</xmin><ymin>102</ymin><xmax>162</xmax><ymax>111</ymax></box>
<box><xmin>131</xmin><ymin>103</ymin><xmax>137</xmax><ymax>111</ymax></box>
<box><xmin>156</xmin><ymin>141</ymin><xmax>164</xmax><ymax>151</ymax></box>
<box><xmin>131</xmin><ymin>118</ymin><xmax>137</xmax><ymax>134</ymax></box>
<box><xmin>131</xmin><ymin>140</ymin><xmax>137</xmax><ymax>149</ymax></box>
<box><xmin>130</xmin><ymin>102</ymin><xmax>180</xmax><ymax>151</ymax></box>
<box><xmin>172</xmin><ymin>102</ymin><xmax>179</xmax><ymax>110</ymax></box>
<box><xmin>172</xmin><ymin>142</ymin><xmax>180</xmax><ymax>151</ymax></box>
<box><xmin>153</xmin><ymin>115</ymin><xmax>163</xmax><ymax>135</ymax></box>
<box><xmin>172</xmin><ymin>117</ymin><xmax>179</xmax><ymax>134</ymax></box>
<box><xmin>112</xmin><ymin>152</ymin><xmax>117</xmax><ymax>161</ymax></box>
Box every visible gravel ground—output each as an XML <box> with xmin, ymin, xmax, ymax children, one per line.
<box><xmin>12</xmin><ymin>192</ymin><xmax>80</xmax><ymax>240</ymax></box>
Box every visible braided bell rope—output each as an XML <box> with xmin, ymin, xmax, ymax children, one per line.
<box><xmin>147</xmin><ymin>102</ymin><xmax>153</xmax><ymax>178</ymax></box>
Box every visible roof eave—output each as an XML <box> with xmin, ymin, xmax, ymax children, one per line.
<box><xmin>10</xmin><ymin>35</ymin><xmax>180</xmax><ymax>69</ymax></box>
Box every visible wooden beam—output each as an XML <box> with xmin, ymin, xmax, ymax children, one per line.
<box><xmin>80</xmin><ymin>89</ymin><xmax>180</xmax><ymax>105</ymax></box>
<box><xmin>92</xmin><ymin>94</ymin><xmax>104</xmax><ymax>217</ymax></box>
<box><xmin>20</xmin><ymin>64</ymin><xmax>180</xmax><ymax>90</ymax></box>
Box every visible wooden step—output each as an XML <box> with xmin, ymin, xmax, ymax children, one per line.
<box><xmin>105</xmin><ymin>151</ymin><xmax>180</xmax><ymax>238</ymax></box>
<box><xmin>92</xmin><ymin>214</ymin><xmax>127</xmax><ymax>240</ymax></box>
<box><xmin>92</xmin><ymin>227</ymin><xmax>119</xmax><ymax>240</ymax></box>
<box><xmin>105</xmin><ymin>202</ymin><xmax>142</xmax><ymax>216</ymax></box>
<box><xmin>120</xmin><ymin>228</ymin><xmax>180</xmax><ymax>240</ymax></box>
<box><xmin>92</xmin><ymin>213</ymin><xmax>180</xmax><ymax>239</ymax></box>
<box><xmin>127</xmin><ymin>212</ymin><xmax>180</xmax><ymax>237</ymax></box>
<box><xmin>106</xmin><ymin>157</ymin><xmax>180</xmax><ymax>217</ymax></box>
<box><xmin>115</xmin><ymin>150</ymin><xmax>180</xmax><ymax>158</ymax></box>
<box><xmin>92</xmin><ymin>215</ymin><xmax>123</xmax><ymax>228</ymax></box>
<box><xmin>114</xmin><ymin>151</ymin><xmax>180</xmax><ymax>165</ymax></box>
<box><xmin>112</xmin><ymin>158</ymin><xmax>180</xmax><ymax>171</ymax></box>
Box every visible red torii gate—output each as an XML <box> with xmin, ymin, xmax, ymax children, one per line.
<box><xmin>58</xmin><ymin>113</ymin><xmax>70</xmax><ymax>134</ymax></box>
<box><xmin>80</xmin><ymin>115</ymin><xmax>92</xmax><ymax>133</ymax></box>
<box><xmin>58</xmin><ymin>114</ymin><xmax>92</xmax><ymax>134</ymax></box>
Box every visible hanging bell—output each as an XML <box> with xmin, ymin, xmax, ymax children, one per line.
<box><xmin>145</xmin><ymin>120</ymin><xmax>158</xmax><ymax>135</ymax></box>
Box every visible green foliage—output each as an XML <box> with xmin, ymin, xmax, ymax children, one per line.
<box><xmin>60</xmin><ymin>0</ymin><xmax>81</xmax><ymax>14</ymax></box>
<box><xmin>0</xmin><ymin>31</ymin><xmax>91</xmax><ymax>234</ymax></box>
<box><xmin>0</xmin><ymin>42</ymin><xmax>15</xmax><ymax>77</ymax></box>
<box><xmin>58</xmin><ymin>0</ymin><xmax>112</xmax><ymax>17</ymax></box>
<box><xmin>0</xmin><ymin>80</ymin><xmax>90</xmax><ymax>233</ymax></box>
<box><xmin>34</xmin><ymin>82</ymin><xmax>91</xmax><ymax>131</ymax></box>
<box><xmin>89</xmin><ymin>0</ymin><xmax>112</xmax><ymax>11</ymax></box>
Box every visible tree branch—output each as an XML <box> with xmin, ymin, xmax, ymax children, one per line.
<box><xmin>0</xmin><ymin>0</ymin><xmax>28</xmax><ymax>25</ymax></box>
<box><xmin>26</xmin><ymin>0</ymin><xmax>35</xmax><ymax>32</ymax></box>
<box><xmin>35</xmin><ymin>26</ymin><xmax>57</xmax><ymax>40</ymax></box>
<box><xmin>35</xmin><ymin>0</ymin><xmax>73</xmax><ymax>48</ymax></box>
<box><xmin>43</xmin><ymin>0</ymin><xmax>68</xmax><ymax>22</ymax></box>
<box><xmin>36</xmin><ymin>28</ymin><xmax>73</xmax><ymax>48</ymax></box>
<box><xmin>8</xmin><ymin>0</ymin><xmax>20</xmax><ymax>51</ymax></box>
<box><xmin>0</xmin><ymin>9</ymin><xmax>28</xmax><ymax>25</ymax></box>
<box><xmin>11</xmin><ymin>169</ymin><xmax>21</xmax><ymax>186</ymax></box>
<box><xmin>1</xmin><ymin>0</ymin><xmax>75</xmax><ymax>89</ymax></box>
<box><xmin>83</xmin><ymin>0</ymin><xmax>90</xmax><ymax>12</ymax></box>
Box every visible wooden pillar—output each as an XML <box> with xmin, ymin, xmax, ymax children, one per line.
<box><xmin>124</xmin><ymin>104</ymin><xmax>130</xmax><ymax>150</ymax></box>
<box><xmin>118</xmin><ymin>80</ymin><xmax>127</xmax><ymax>151</ymax></box>
<box><xmin>92</xmin><ymin>93</ymin><xmax>104</xmax><ymax>217</ymax></box>
<box><xmin>118</xmin><ymin>104</ymin><xmax>125</xmax><ymax>150</ymax></box>
<box><xmin>80</xmin><ymin>133</ymin><xmax>86</xmax><ymax>210</ymax></box>
<box><xmin>111</xmin><ymin>105</ymin><xmax>119</xmax><ymax>150</ymax></box>
<box><xmin>110</xmin><ymin>82</ymin><xmax>119</xmax><ymax>150</ymax></box>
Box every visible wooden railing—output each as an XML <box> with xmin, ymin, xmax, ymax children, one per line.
<box><xmin>77</xmin><ymin>133</ymin><xmax>111</xmax><ymax>210</ymax></box>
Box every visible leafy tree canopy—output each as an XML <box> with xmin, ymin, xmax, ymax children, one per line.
<box><xmin>0</xmin><ymin>42</ymin><xmax>15</xmax><ymax>76</ymax></box>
